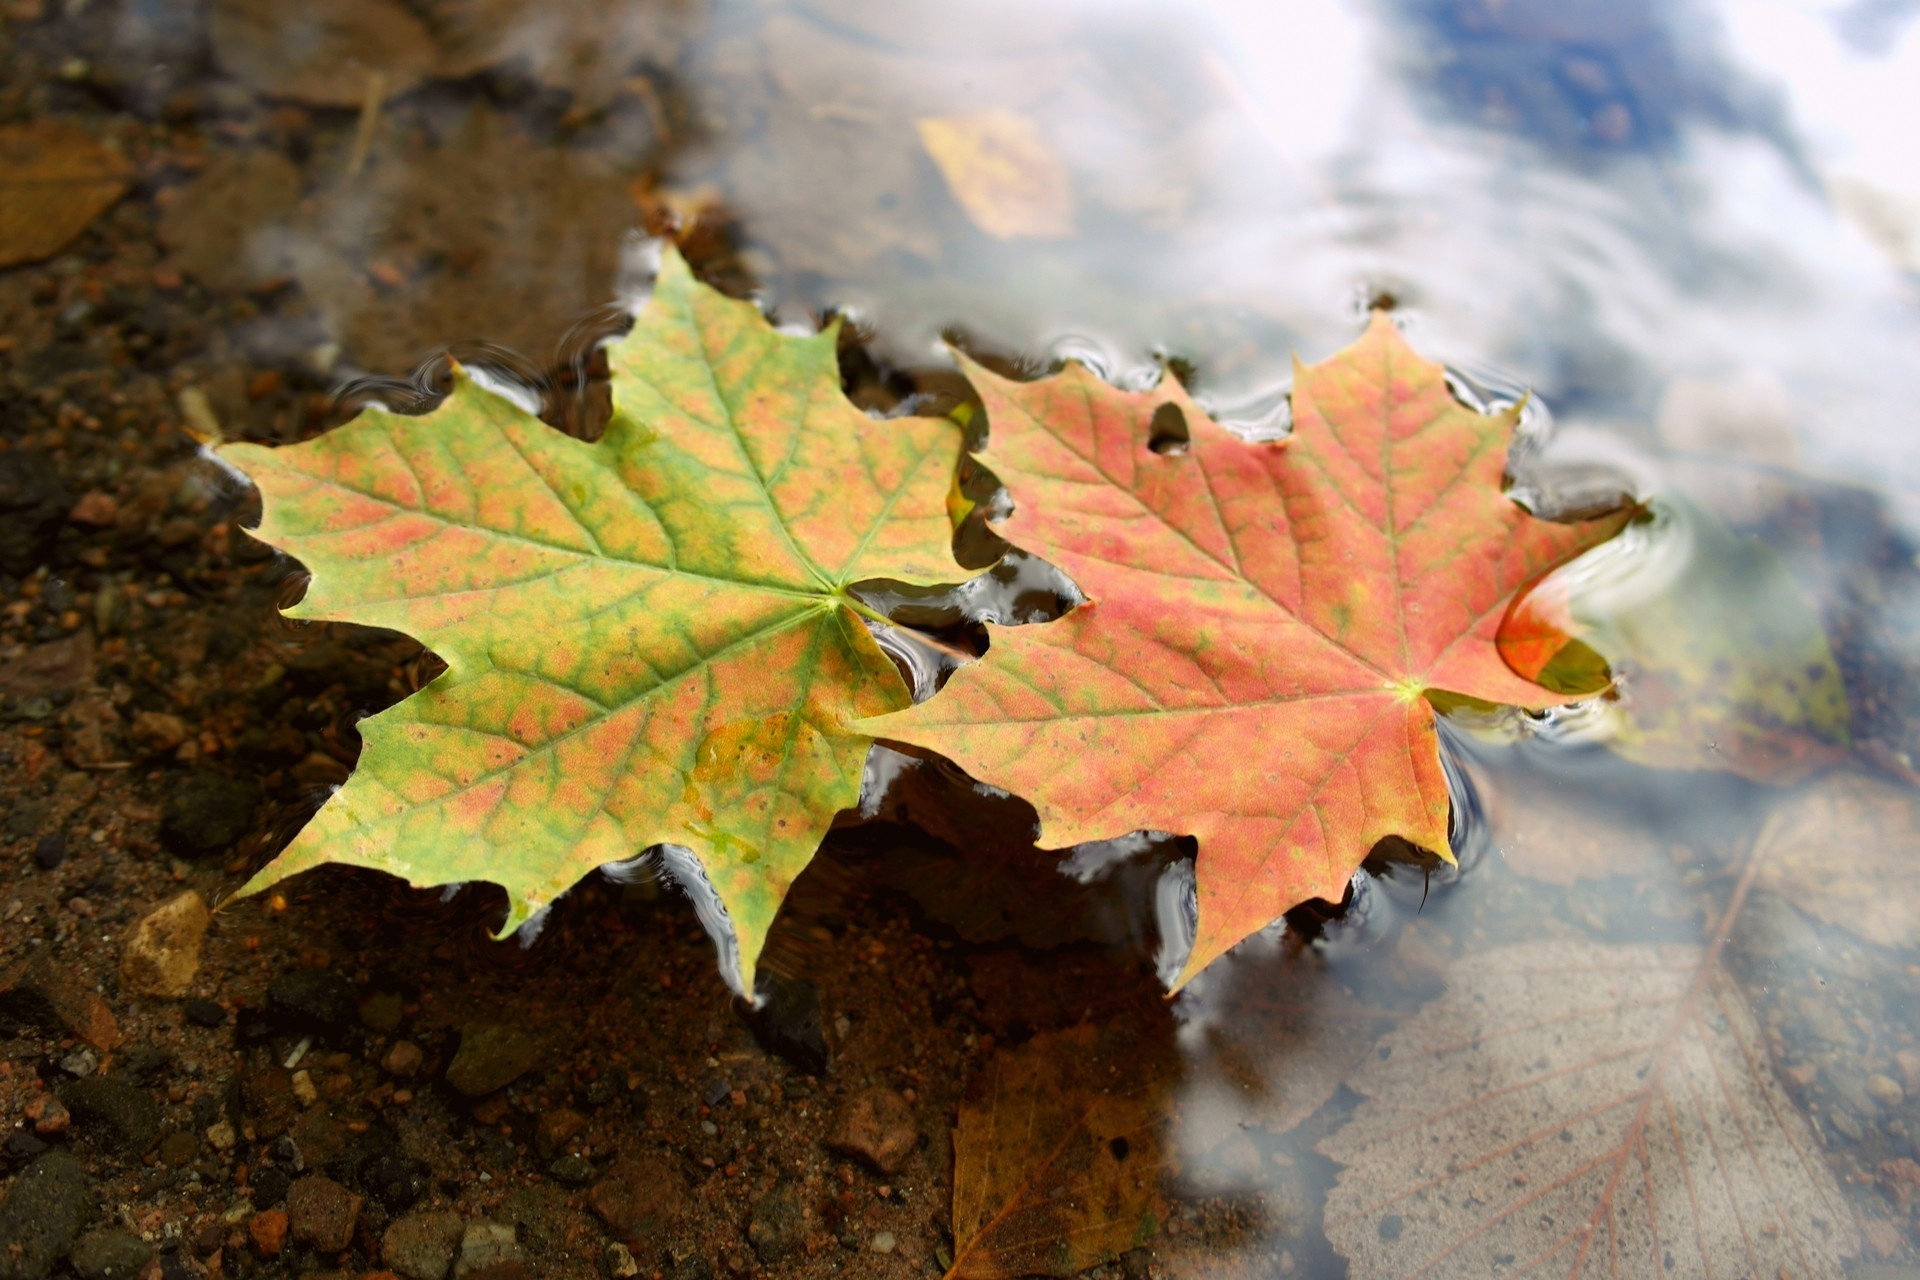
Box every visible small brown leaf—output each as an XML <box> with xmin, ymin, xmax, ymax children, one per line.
<box><xmin>1319</xmin><ymin>938</ymin><xmax>1857</xmax><ymax>1278</ymax></box>
<box><xmin>210</xmin><ymin>0</ymin><xmax>438</xmax><ymax>108</ymax></box>
<box><xmin>0</xmin><ymin>122</ymin><xmax>130</xmax><ymax>268</ymax></box>
<box><xmin>949</xmin><ymin>1020</ymin><xmax>1172</xmax><ymax>1279</ymax></box>
<box><xmin>1756</xmin><ymin>770</ymin><xmax>1920</xmax><ymax>950</ymax></box>
<box><xmin>917</xmin><ymin>111</ymin><xmax>1074</xmax><ymax>240</ymax></box>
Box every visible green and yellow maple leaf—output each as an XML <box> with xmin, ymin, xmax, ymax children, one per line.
<box><xmin>219</xmin><ymin>247</ymin><xmax>968</xmax><ymax>992</ymax></box>
<box><xmin>866</xmin><ymin>316</ymin><xmax>1631</xmax><ymax>987</ymax></box>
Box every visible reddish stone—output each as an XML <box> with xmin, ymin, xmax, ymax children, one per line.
<box><xmin>286</xmin><ymin>1175</ymin><xmax>363</xmax><ymax>1253</ymax></box>
<box><xmin>249</xmin><ymin>1209</ymin><xmax>289</xmax><ymax>1257</ymax></box>
<box><xmin>533</xmin><ymin>1108</ymin><xmax>586</xmax><ymax>1159</ymax></box>
<box><xmin>824</xmin><ymin>1086</ymin><xmax>918</xmax><ymax>1174</ymax></box>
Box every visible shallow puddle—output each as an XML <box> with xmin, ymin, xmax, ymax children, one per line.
<box><xmin>3</xmin><ymin>0</ymin><xmax>1919</xmax><ymax>1278</ymax></box>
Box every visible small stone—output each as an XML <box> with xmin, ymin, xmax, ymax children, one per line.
<box><xmin>60</xmin><ymin>1048</ymin><xmax>98</xmax><ymax>1078</ymax></box>
<box><xmin>746</xmin><ymin>1183</ymin><xmax>805</xmax><ymax>1265</ymax></box>
<box><xmin>1830</xmin><ymin>1107</ymin><xmax>1866</xmax><ymax>1143</ymax></box>
<box><xmin>158</xmin><ymin>773</ymin><xmax>262</xmax><ymax>861</ymax></box>
<box><xmin>251</xmin><ymin>1166</ymin><xmax>291</xmax><ymax>1207</ymax></box>
<box><xmin>184</xmin><ymin>999</ymin><xmax>228</xmax><ymax>1028</ymax></box>
<box><xmin>120</xmin><ymin>892</ymin><xmax>211</xmax><ymax>999</ymax></box>
<box><xmin>381</xmin><ymin>1211</ymin><xmax>462</xmax><ymax>1280</ymax></box>
<box><xmin>869</xmin><ymin>1232</ymin><xmax>896</xmax><ymax>1254</ymax></box>
<box><xmin>444</xmin><ymin>1024</ymin><xmax>539</xmax><ymax>1097</ymax></box>
<box><xmin>57</xmin><ymin>1076</ymin><xmax>161</xmax><ymax>1155</ymax></box>
<box><xmin>70</xmin><ymin>1228</ymin><xmax>153</xmax><ymax>1280</ymax></box>
<box><xmin>24</xmin><ymin>1094</ymin><xmax>69</xmax><ymax>1135</ymax></box>
<box><xmin>129</xmin><ymin>710</ymin><xmax>189</xmax><ymax>755</ymax></box>
<box><xmin>546</xmin><ymin>1155</ymin><xmax>594</xmax><ymax>1188</ymax></box>
<box><xmin>0</xmin><ymin>1149</ymin><xmax>90</xmax><ymax>1280</ymax></box>
<box><xmin>382</xmin><ymin>1040</ymin><xmax>424</xmax><ymax>1078</ymax></box>
<box><xmin>1868</xmin><ymin>1073</ymin><xmax>1906</xmax><ymax>1108</ymax></box>
<box><xmin>453</xmin><ymin>1222</ymin><xmax>525</xmax><ymax>1279</ymax></box>
<box><xmin>291</xmin><ymin>1070</ymin><xmax>319</xmax><ymax>1107</ymax></box>
<box><xmin>362</xmin><ymin>1154</ymin><xmax>432</xmax><ymax>1212</ymax></box>
<box><xmin>205</xmin><ymin>1119</ymin><xmax>237</xmax><ymax>1151</ymax></box>
<box><xmin>157</xmin><ymin>1130</ymin><xmax>198</xmax><ymax>1167</ymax></box>
<box><xmin>286</xmin><ymin>1175</ymin><xmax>363</xmax><ymax>1253</ymax></box>
<box><xmin>533</xmin><ymin>1108</ymin><xmax>586</xmax><ymax>1159</ymax></box>
<box><xmin>604</xmin><ymin>1243</ymin><xmax>638</xmax><ymax>1279</ymax></box>
<box><xmin>32</xmin><ymin>834</ymin><xmax>64</xmax><ymax>871</ymax></box>
<box><xmin>360</xmin><ymin>991</ymin><xmax>405</xmax><ymax>1033</ymax></box>
<box><xmin>268</xmin><ymin>968</ymin><xmax>358</xmax><ymax>1034</ymax></box>
<box><xmin>824</xmin><ymin>1086</ymin><xmax>917</xmax><ymax>1174</ymax></box>
<box><xmin>588</xmin><ymin>1157</ymin><xmax>689</xmax><ymax>1245</ymax></box>
<box><xmin>248</xmin><ymin>1209</ymin><xmax>288</xmax><ymax>1257</ymax></box>
<box><xmin>68</xmin><ymin>491</ymin><xmax>119</xmax><ymax>526</ymax></box>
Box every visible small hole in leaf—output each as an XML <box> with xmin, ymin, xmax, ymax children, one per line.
<box><xmin>1147</xmin><ymin>403</ymin><xmax>1189</xmax><ymax>455</ymax></box>
<box><xmin>1109</xmin><ymin>1136</ymin><xmax>1130</xmax><ymax>1161</ymax></box>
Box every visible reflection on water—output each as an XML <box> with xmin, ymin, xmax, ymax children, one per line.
<box><xmin>29</xmin><ymin>0</ymin><xmax>1920</xmax><ymax>1272</ymax></box>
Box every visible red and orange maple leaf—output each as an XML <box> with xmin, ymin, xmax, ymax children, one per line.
<box><xmin>868</xmin><ymin>315</ymin><xmax>1629</xmax><ymax>985</ymax></box>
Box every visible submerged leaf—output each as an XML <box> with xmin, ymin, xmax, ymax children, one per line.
<box><xmin>1756</xmin><ymin>769</ymin><xmax>1920</xmax><ymax>950</ymax></box>
<box><xmin>0</xmin><ymin>122</ymin><xmax>130</xmax><ymax>269</ymax></box>
<box><xmin>219</xmin><ymin>247</ymin><xmax>968</xmax><ymax>992</ymax></box>
<box><xmin>949</xmin><ymin>1020</ymin><xmax>1173</xmax><ymax>1279</ymax></box>
<box><xmin>867</xmin><ymin>316</ymin><xmax>1629</xmax><ymax>985</ymax></box>
<box><xmin>917</xmin><ymin>111</ymin><xmax>1076</xmax><ymax>240</ymax></box>
<box><xmin>1504</xmin><ymin>498</ymin><xmax>1850</xmax><ymax>784</ymax></box>
<box><xmin>1320</xmin><ymin>937</ymin><xmax>1857</xmax><ymax>1278</ymax></box>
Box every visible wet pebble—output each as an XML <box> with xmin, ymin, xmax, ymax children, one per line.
<box><xmin>249</xmin><ymin>1164</ymin><xmax>290</xmax><ymax>1207</ymax></box>
<box><xmin>23</xmin><ymin>1094</ymin><xmax>69</xmax><ymax>1135</ymax></box>
<box><xmin>184</xmin><ymin>999</ymin><xmax>227</xmax><ymax>1028</ymax></box>
<box><xmin>381</xmin><ymin>1210</ymin><xmax>463</xmax><ymax>1280</ymax></box>
<box><xmin>1869</xmin><ymin>1073</ymin><xmax>1906</xmax><ymax>1108</ymax></box>
<box><xmin>286</xmin><ymin>1174</ymin><xmax>363</xmax><ymax>1252</ymax></box>
<box><xmin>533</xmin><ymin>1108</ymin><xmax>585</xmax><ymax>1159</ymax></box>
<box><xmin>267</xmin><ymin>968</ymin><xmax>357</xmax><ymax>1035</ymax></box>
<box><xmin>32</xmin><ymin>834</ymin><xmax>64</xmax><ymax>871</ymax></box>
<box><xmin>382</xmin><ymin>1040</ymin><xmax>424</xmax><ymax>1078</ymax></box>
<box><xmin>57</xmin><ymin>1076</ymin><xmax>160</xmax><ymax>1155</ymax></box>
<box><xmin>587</xmin><ymin>1156</ymin><xmax>688</xmax><ymax>1246</ymax></box>
<box><xmin>445</xmin><ymin>1024</ymin><xmax>539</xmax><ymax>1097</ymax></box>
<box><xmin>157</xmin><ymin>1130</ymin><xmax>197</xmax><ymax>1167</ymax></box>
<box><xmin>746</xmin><ymin>1183</ymin><xmax>805</xmax><ymax>1265</ymax></box>
<box><xmin>603</xmin><ymin>1243</ymin><xmax>638</xmax><ymax>1279</ymax></box>
<box><xmin>247</xmin><ymin>1209</ymin><xmax>287</xmax><ymax>1258</ymax></box>
<box><xmin>546</xmin><ymin>1154</ymin><xmax>594</xmax><ymax>1187</ymax></box>
<box><xmin>119</xmin><ymin>892</ymin><xmax>210</xmax><ymax>999</ymax></box>
<box><xmin>452</xmin><ymin>1221</ymin><xmax>526</xmax><ymax>1280</ymax></box>
<box><xmin>69</xmin><ymin>1229</ymin><xmax>152</xmax><ymax>1280</ymax></box>
<box><xmin>157</xmin><ymin>773</ymin><xmax>262</xmax><ymax>861</ymax></box>
<box><xmin>1830</xmin><ymin>1107</ymin><xmax>1867</xmax><ymax>1143</ymax></box>
<box><xmin>362</xmin><ymin>1154</ymin><xmax>432</xmax><ymax>1212</ymax></box>
<box><xmin>0</xmin><ymin>1148</ymin><xmax>89</xmax><ymax>1280</ymax></box>
<box><xmin>869</xmin><ymin>1232</ymin><xmax>896</xmax><ymax>1254</ymax></box>
<box><xmin>824</xmin><ymin>1085</ymin><xmax>917</xmax><ymax>1174</ymax></box>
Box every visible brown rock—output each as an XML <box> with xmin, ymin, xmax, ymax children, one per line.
<box><xmin>533</xmin><ymin>1109</ymin><xmax>586</xmax><ymax>1160</ymax></box>
<box><xmin>61</xmin><ymin>696</ymin><xmax>124</xmax><ymax>767</ymax></box>
<box><xmin>24</xmin><ymin>1094</ymin><xmax>69</xmax><ymax>1135</ymax></box>
<box><xmin>0</xmin><ymin>954</ymin><xmax>121</xmax><ymax>1049</ymax></box>
<box><xmin>68</xmin><ymin>491</ymin><xmax>119</xmax><ymax>526</ymax></box>
<box><xmin>120</xmin><ymin>891</ymin><xmax>211</xmax><ymax>998</ymax></box>
<box><xmin>286</xmin><ymin>1175</ymin><xmax>363</xmax><ymax>1253</ymax></box>
<box><xmin>249</xmin><ymin>1209</ymin><xmax>289</xmax><ymax>1257</ymax></box>
<box><xmin>1880</xmin><ymin>1157</ymin><xmax>1920</xmax><ymax>1210</ymax></box>
<box><xmin>824</xmin><ymin>1086</ymin><xmax>918</xmax><ymax>1174</ymax></box>
<box><xmin>587</xmin><ymin>1157</ymin><xmax>688</xmax><ymax>1246</ymax></box>
<box><xmin>128</xmin><ymin>711</ymin><xmax>190</xmax><ymax>755</ymax></box>
<box><xmin>381</xmin><ymin>1040</ymin><xmax>423</xmax><ymax>1078</ymax></box>
<box><xmin>0</xmin><ymin>632</ymin><xmax>93</xmax><ymax>698</ymax></box>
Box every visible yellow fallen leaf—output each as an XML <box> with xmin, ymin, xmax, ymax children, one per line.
<box><xmin>917</xmin><ymin>110</ymin><xmax>1074</xmax><ymax>240</ymax></box>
